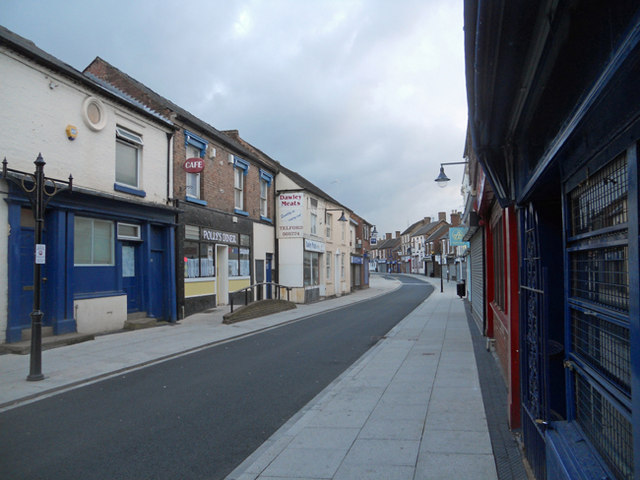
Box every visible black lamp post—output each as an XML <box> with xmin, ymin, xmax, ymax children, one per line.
<box><xmin>2</xmin><ymin>154</ymin><xmax>72</xmax><ymax>381</ymax></box>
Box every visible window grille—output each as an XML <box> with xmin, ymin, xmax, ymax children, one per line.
<box><xmin>570</xmin><ymin>154</ymin><xmax>627</xmax><ymax>237</ymax></box>
<box><xmin>570</xmin><ymin>244</ymin><xmax>629</xmax><ymax>312</ymax></box>
<box><xmin>571</xmin><ymin>310</ymin><xmax>630</xmax><ymax>393</ymax></box>
<box><xmin>575</xmin><ymin>373</ymin><xmax>632</xmax><ymax>480</ymax></box>
<box><xmin>566</xmin><ymin>152</ymin><xmax>632</xmax><ymax>480</ymax></box>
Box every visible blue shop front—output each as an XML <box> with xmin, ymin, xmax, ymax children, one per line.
<box><xmin>465</xmin><ymin>2</ymin><xmax>640</xmax><ymax>479</ymax></box>
<box><xmin>5</xmin><ymin>185</ymin><xmax>177</xmax><ymax>342</ymax></box>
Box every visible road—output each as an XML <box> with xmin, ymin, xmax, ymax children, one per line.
<box><xmin>0</xmin><ymin>275</ymin><xmax>433</xmax><ymax>479</ymax></box>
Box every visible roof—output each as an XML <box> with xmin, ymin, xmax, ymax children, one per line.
<box><xmin>276</xmin><ymin>162</ymin><xmax>349</xmax><ymax>211</ymax></box>
<box><xmin>83</xmin><ymin>57</ymin><xmax>272</xmax><ymax>169</ymax></box>
<box><xmin>0</xmin><ymin>25</ymin><xmax>173</xmax><ymax>128</ymax></box>
<box><xmin>425</xmin><ymin>224</ymin><xmax>451</xmax><ymax>242</ymax></box>
<box><xmin>412</xmin><ymin>220</ymin><xmax>445</xmax><ymax>237</ymax></box>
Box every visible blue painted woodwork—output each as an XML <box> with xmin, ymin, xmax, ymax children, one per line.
<box><xmin>184</xmin><ymin>129</ymin><xmax>208</xmax><ymax>156</ymax></box>
<box><xmin>113</xmin><ymin>183</ymin><xmax>146</xmax><ymax>197</ymax></box>
<box><xmin>4</xmin><ymin>182</ymin><xmax>178</xmax><ymax>342</ymax></box>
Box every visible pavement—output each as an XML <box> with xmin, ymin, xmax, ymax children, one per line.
<box><xmin>0</xmin><ymin>273</ymin><xmax>525</xmax><ymax>480</ymax></box>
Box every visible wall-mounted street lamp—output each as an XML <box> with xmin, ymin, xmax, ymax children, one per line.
<box><xmin>435</xmin><ymin>161</ymin><xmax>468</xmax><ymax>188</ymax></box>
<box><xmin>325</xmin><ymin>208</ymin><xmax>348</xmax><ymax>222</ymax></box>
<box><xmin>2</xmin><ymin>154</ymin><xmax>73</xmax><ymax>381</ymax></box>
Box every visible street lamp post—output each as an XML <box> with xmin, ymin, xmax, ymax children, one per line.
<box><xmin>2</xmin><ymin>154</ymin><xmax>72</xmax><ymax>381</ymax></box>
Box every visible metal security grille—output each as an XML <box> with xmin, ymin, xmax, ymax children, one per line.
<box><xmin>575</xmin><ymin>373</ymin><xmax>633</xmax><ymax>480</ymax></box>
<box><xmin>570</xmin><ymin>244</ymin><xmax>629</xmax><ymax>312</ymax></box>
<box><xmin>571</xmin><ymin>309</ymin><xmax>631</xmax><ymax>393</ymax></box>
<box><xmin>570</xmin><ymin>155</ymin><xmax>628</xmax><ymax>236</ymax></box>
<box><xmin>470</xmin><ymin>231</ymin><xmax>484</xmax><ymax>329</ymax></box>
<box><xmin>566</xmin><ymin>152</ymin><xmax>632</xmax><ymax>480</ymax></box>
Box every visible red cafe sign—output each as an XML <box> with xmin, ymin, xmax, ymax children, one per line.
<box><xmin>184</xmin><ymin>157</ymin><xmax>204</xmax><ymax>173</ymax></box>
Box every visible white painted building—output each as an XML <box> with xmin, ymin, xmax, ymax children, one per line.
<box><xmin>0</xmin><ymin>26</ymin><xmax>177</xmax><ymax>342</ymax></box>
<box><xmin>276</xmin><ymin>166</ymin><xmax>350</xmax><ymax>303</ymax></box>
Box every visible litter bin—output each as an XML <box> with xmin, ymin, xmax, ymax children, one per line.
<box><xmin>456</xmin><ymin>279</ymin><xmax>466</xmax><ymax>298</ymax></box>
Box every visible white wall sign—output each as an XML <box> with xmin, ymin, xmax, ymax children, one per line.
<box><xmin>304</xmin><ymin>238</ymin><xmax>325</xmax><ymax>253</ymax></box>
<box><xmin>35</xmin><ymin>244</ymin><xmax>46</xmax><ymax>264</ymax></box>
<box><xmin>278</xmin><ymin>193</ymin><xmax>304</xmax><ymax>238</ymax></box>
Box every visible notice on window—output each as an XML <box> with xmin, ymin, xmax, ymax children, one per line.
<box><xmin>122</xmin><ymin>246</ymin><xmax>135</xmax><ymax>277</ymax></box>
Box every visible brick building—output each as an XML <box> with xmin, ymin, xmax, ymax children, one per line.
<box><xmin>85</xmin><ymin>58</ymin><xmax>277</xmax><ymax>317</ymax></box>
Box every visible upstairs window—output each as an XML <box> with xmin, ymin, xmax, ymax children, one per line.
<box><xmin>326</xmin><ymin>213</ymin><xmax>332</xmax><ymax>238</ymax></box>
<box><xmin>233</xmin><ymin>156</ymin><xmax>250</xmax><ymax>214</ymax></box>
<box><xmin>184</xmin><ymin>130</ymin><xmax>208</xmax><ymax>203</ymax></box>
<box><xmin>185</xmin><ymin>144</ymin><xmax>201</xmax><ymax>199</ymax></box>
<box><xmin>260</xmin><ymin>169</ymin><xmax>273</xmax><ymax>219</ymax></box>
<box><xmin>115</xmin><ymin>127</ymin><xmax>142</xmax><ymax>188</ymax></box>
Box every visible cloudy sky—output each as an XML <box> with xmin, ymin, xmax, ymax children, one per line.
<box><xmin>3</xmin><ymin>0</ymin><xmax>468</xmax><ymax>235</ymax></box>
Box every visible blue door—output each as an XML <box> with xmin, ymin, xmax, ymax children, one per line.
<box><xmin>266</xmin><ymin>253</ymin><xmax>273</xmax><ymax>299</ymax></box>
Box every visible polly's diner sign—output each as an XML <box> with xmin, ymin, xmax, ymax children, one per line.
<box><xmin>184</xmin><ymin>157</ymin><xmax>205</xmax><ymax>173</ymax></box>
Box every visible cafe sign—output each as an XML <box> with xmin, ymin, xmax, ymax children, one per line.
<box><xmin>184</xmin><ymin>157</ymin><xmax>205</xmax><ymax>173</ymax></box>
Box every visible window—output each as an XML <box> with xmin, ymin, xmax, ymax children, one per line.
<box><xmin>341</xmin><ymin>253</ymin><xmax>345</xmax><ymax>279</ymax></box>
<box><xmin>310</xmin><ymin>210</ymin><xmax>317</xmax><ymax>235</ymax></box>
<box><xmin>304</xmin><ymin>251</ymin><xmax>320</xmax><ymax>286</ymax></box>
<box><xmin>184</xmin><ymin>241</ymin><xmax>215</xmax><ymax>278</ymax></box>
<box><xmin>260</xmin><ymin>179</ymin><xmax>268</xmax><ymax>217</ymax></box>
<box><xmin>233</xmin><ymin>156</ymin><xmax>249</xmax><ymax>214</ymax></box>
<box><xmin>229</xmin><ymin>247</ymin><xmax>250</xmax><ymax>277</ymax></box>
<box><xmin>186</xmin><ymin>144</ymin><xmax>201</xmax><ymax>199</ymax></box>
<box><xmin>116</xmin><ymin>127</ymin><xmax>142</xmax><ymax>188</ymax></box>
<box><xmin>326</xmin><ymin>213</ymin><xmax>332</xmax><ymax>238</ymax></box>
<box><xmin>565</xmin><ymin>153</ymin><xmax>632</xmax><ymax>480</ymax></box>
<box><xmin>117</xmin><ymin>223</ymin><xmax>141</xmax><ymax>241</ymax></box>
<box><xmin>260</xmin><ymin>170</ymin><xmax>273</xmax><ymax>219</ymax></box>
<box><xmin>74</xmin><ymin>217</ymin><xmax>114</xmax><ymax>266</ymax></box>
<box><xmin>326</xmin><ymin>251</ymin><xmax>332</xmax><ymax>279</ymax></box>
<box><xmin>234</xmin><ymin>168</ymin><xmax>244</xmax><ymax>210</ymax></box>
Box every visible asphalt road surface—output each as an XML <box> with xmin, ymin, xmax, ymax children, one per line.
<box><xmin>0</xmin><ymin>275</ymin><xmax>433</xmax><ymax>479</ymax></box>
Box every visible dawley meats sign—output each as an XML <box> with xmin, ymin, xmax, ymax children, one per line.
<box><xmin>278</xmin><ymin>193</ymin><xmax>304</xmax><ymax>238</ymax></box>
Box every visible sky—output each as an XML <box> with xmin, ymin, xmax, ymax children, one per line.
<box><xmin>2</xmin><ymin>0</ymin><xmax>468</xmax><ymax>236</ymax></box>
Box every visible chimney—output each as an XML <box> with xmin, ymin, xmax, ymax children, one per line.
<box><xmin>223</xmin><ymin>129</ymin><xmax>240</xmax><ymax>140</ymax></box>
<box><xmin>423</xmin><ymin>216</ymin><xmax>432</xmax><ymax>224</ymax></box>
<box><xmin>386</xmin><ymin>233</ymin><xmax>392</xmax><ymax>240</ymax></box>
<box><xmin>395</xmin><ymin>231</ymin><xmax>401</xmax><ymax>238</ymax></box>
<box><xmin>438</xmin><ymin>211</ymin><xmax>446</xmax><ymax>221</ymax></box>
<box><xmin>450</xmin><ymin>212</ymin><xmax>461</xmax><ymax>226</ymax></box>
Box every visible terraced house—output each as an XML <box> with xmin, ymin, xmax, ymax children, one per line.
<box><xmin>85</xmin><ymin>58</ymin><xmax>277</xmax><ymax>318</ymax></box>
<box><xmin>0</xmin><ymin>27</ymin><xmax>178</xmax><ymax>343</ymax></box>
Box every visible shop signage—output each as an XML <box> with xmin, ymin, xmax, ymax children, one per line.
<box><xmin>184</xmin><ymin>157</ymin><xmax>205</xmax><ymax>173</ymax></box>
<box><xmin>278</xmin><ymin>192</ymin><xmax>304</xmax><ymax>238</ymax></box>
<box><xmin>304</xmin><ymin>238</ymin><xmax>325</xmax><ymax>253</ymax></box>
<box><xmin>351</xmin><ymin>255</ymin><xmax>363</xmax><ymax>264</ymax></box>
<box><xmin>201</xmin><ymin>228</ymin><xmax>237</xmax><ymax>244</ymax></box>
<box><xmin>449</xmin><ymin>227</ymin><xmax>470</xmax><ymax>247</ymax></box>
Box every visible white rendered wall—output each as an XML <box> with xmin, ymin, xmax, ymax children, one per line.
<box><xmin>278</xmin><ymin>237</ymin><xmax>303</xmax><ymax>287</ymax></box>
<box><xmin>74</xmin><ymin>296</ymin><xmax>127</xmax><ymax>335</ymax></box>
<box><xmin>253</xmin><ymin>222</ymin><xmax>275</xmax><ymax>277</ymax></box>
<box><xmin>0</xmin><ymin>48</ymin><xmax>170</xmax><ymax>204</ymax></box>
